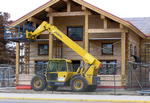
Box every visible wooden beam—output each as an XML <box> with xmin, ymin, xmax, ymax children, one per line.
<box><xmin>121</xmin><ymin>32</ymin><xmax>126</xmax><ymax>86</ymax></box>
<box><xmin>100</xmin><ymin>15</ymin><xmax>105</xmax><ymax>19</ymax></box>
<box><xmin>28</xmin><ymin>17</ymin><xmax>42</xmax><ymax>25</ymax></box>
<box><xmin>67</xmin><ymin>0</ymin><xmax>71</xmax><ymax>12</ymax></box>
<box><xmin>120</xmin><ymin>24</ymin><xmax>124</xmax><ymax>29</ymax></box>
<box><xmin>63</xmin><ymin>0</ymin><xmax>68</xmax><ymax>2</ymax></box>
<box><xmin>85</xmin><ymin>12</ymin><xmax>89</xmax><ymax>51</ymax></box>
<box><xmin>16</xmin><ymin>43</ymin><xmax>20</xmax><ymax>85</ymax></box>
<box><xmin>82</xmin><ymin>6</ymin><xmax>86</xmax><ymax>11</ymax></box>
<box><xmin>146</xmin><ymin>36</ymin><xmax>150</xmax><ymax>39</ymax></box>
<box><xmin>88</xmin><ymin>29</ymin><xmax>127</xmax><ymax>33</ymax></box>
<box><xmin>49</xmin><ymin>16</ymin><xmax>53</xmax><ymax>59</ymax></box>
<box><xmin>47</xmin><ymin>11</ymin><xmax>91</xmax><ymax>17</ymax></box>
<box><xmin>104</xmin><ymin>18</ymin><xmax>108</xmax><ymax>29</ymax></box>
<box><xmin>100</xmin><ymin>15</ymin><xmax>107</xmax><ymax>29</ymax></box>
<box><xmin>45</xmin><ymin>7</ymin><xmax>53</xmax><ymax>13</ymax></box>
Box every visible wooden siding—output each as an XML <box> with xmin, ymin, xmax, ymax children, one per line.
<box><xmin>88</xmin><ymin>15</ymin><xmax>103</xmax><ymax>29</ymax></box>
<box><xmin>128</xmin><ymin>30</ymin><xmax>141</xmax><ymax>60</ymax></box>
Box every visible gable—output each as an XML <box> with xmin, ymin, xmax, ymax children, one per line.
<box><xmin>10</xmin><ymin>0</ymin><xmax>145</xmax><ymax>38</ymax></box>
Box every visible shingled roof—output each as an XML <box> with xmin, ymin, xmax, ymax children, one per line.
<box><xmin>124</xmin><ymin>17</ymin><xmax>150</xmax><ymax>36</ymax></box>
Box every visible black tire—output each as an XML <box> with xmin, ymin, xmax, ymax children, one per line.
<box><xmin>47</xmin><ymin>86</ymin><xmax>58</xmax><ymax>91</ymax></box>
<box><xmin>31</xmin><ymin>75</ymin><xmax>46</xmax><ymax>91</ymax></box>
<box><xmin>70</xmin><ymin>76</ymin><xmax>88</xmax><ymax>92</ymax></box>
<box><xmin>87</xmin><ymin>85</ymin><xmax>97</xmax><ymax>92</ymax></box>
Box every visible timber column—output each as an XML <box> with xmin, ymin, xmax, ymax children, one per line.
<box><xmin>48</xmin><ymin>8</ymin><xmax>53</xmax><ymax>59</ymax></box>
<box><xmin>84</xmin><ymin>10</ymin><xmax>89</xmax><ymax>51</ymax></box>
<box><xmin>120</xmin><ymin>24</ymin><xmax>126</xmax><ymax>86</ymax></box>
<box><xmin>16</xmin><ymin>42</ymin><xmax>20</xmax><ymax>85</ymax></box>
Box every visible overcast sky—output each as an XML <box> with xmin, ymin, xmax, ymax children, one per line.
<box><xmin>0</xmin><ymin>0</ymin><xmax>150</xmax><ymax>20</ymax></box>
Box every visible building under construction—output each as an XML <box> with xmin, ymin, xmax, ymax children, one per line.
<box><xmin>4</xmin><ymin>0</ymin><xmax>150</xmax><ymax>89</ymax></box>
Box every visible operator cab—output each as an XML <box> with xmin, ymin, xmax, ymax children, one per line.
<box><xmin>46</xmin><ymin>59</ymin><xmax>75</xmax><ymax>86</ymax></box>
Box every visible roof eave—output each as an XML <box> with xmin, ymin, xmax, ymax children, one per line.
<box><xmin>9</xmin><ymin>0</ymin><xmax>60</xmax><ymax>27</ymax></box>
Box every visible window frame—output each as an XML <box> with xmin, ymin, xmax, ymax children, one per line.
<box><xmin>130</xmin><ymin>44</ymin><xmax>133</xmax><ymax>56</ymax></box>
<box><xmin>38</xmin><ymin>44</ymin><xmax>49</xmax><ymax>56</ymax></box>
<box><xmin>101</xmin><ymin>43</ymin><xmax>113</xmax><ymax>55</ymax></box>
<box><xmin>134</xmin><ymin>45</ymin><xmax>137</xmax><ymax>56</ymax></box>
<box><xmin>67</xmin><ymin>26</ymin><xmax>83</xmax><ymax>41</ymax></box>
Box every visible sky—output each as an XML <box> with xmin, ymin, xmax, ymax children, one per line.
<box><xmin>0</xmin><ymin>0</ymin><xmax>150</xmax><ymax>20</ymax></box>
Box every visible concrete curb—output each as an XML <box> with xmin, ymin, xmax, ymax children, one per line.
<box><xmin>0</xmin><ymin>97</ymin><xmax>150</xmax><ymax>103</ymax></box>
<box><xmin>0</xmin><ymin>93</ymin><xmax>150</xmax><ymax>103</ymax></box>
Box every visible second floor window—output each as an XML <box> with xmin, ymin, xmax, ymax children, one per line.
<box><xmin>67</xmin><ymin>26</ymin><xmax>83</xmax><ymax>41</ymax></box>
<box><xmin>38</xmin><ymin>44</ymin><xmax>48</xmax><ymax>55</ymax></box>
<box><xmin>102</xmin><ymin>43</ymin><xmax>113</xmax><ymax>55</ymax></box>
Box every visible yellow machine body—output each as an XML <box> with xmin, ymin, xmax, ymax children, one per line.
<box><xmin>27</xmin><ymin>21</ymin><xmax>102</xmax><ymax>92</ymax></box>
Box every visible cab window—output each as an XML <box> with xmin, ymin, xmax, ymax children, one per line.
<box><xmin>68</xmin><ymin>63</ymin><xmax>73</xmax><ymax>72</ymax></box>
<box><xmin>48</xmin><ymin>61</ymin><xmax>57</xmax><ymax>72</ymax></box>
<box><xmin>57</xmin><ymin>61</ymin><xmax>66</xmax><ymax>72</ymax></box>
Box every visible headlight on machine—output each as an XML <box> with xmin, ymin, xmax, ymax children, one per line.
<box><xmin>58</xmin><ymin>77</ymin><xmax>65</xmax><ymax>81</ymax></box>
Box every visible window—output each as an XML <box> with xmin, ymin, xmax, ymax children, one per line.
<box><xmin>48</xmin><ymin>61</ymin><xmax>57</xmax><ymax>72</ymax></box>
<box><xmin>72</xmin><ymin>60</ymin><xmax>80</xmax><ymax>72</ymax></box>
<box><xmin>68</xmin><ymin>63</ymin><xmax>73</xmax><ymax>72</ymax></box>
<box><xmin>38</xmin><ymin>44</ymin><xmax>48</xmax><ymax>55</ymax></box>
<box><xmin>102</xmin><ymin>43</ymin><xmax>113</xmax><ymax>55</ymax></box>
<box><xmin>130</xmin><ymin>44</ymin><xmax>133</xmax><ymax>56</ymax></box>
<box><xmin>57</xmin><ymin>61</ymin><xmax>67</xmax><ymax>72</ymax></box>
<box><xmin>47</xmin><ymin>60</ymin><xmax>66</xmax><ymax>72</ymax></box>
<box><xmin>134</xmin><ymin>46</ymin><xmax>137</xmax><ymax>56</ymax></box>
<box><xmin>99</xmin><ymin>60</ymin><xmax>117</xmax><ymax>75</ymax></box>
<box><xmin>67</xmin><ymin>26</ymin><xmax>83</xmax><ymax>41</ymax></box>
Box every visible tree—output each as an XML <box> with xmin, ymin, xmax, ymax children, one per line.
<box><xmin>0</xmin><ymin>12</ymin><xmax>10</xmax><ymax>26</ymax></box>
<box><xmin>0</xmin><ymin>12</ymin><xmax>11</xmax><ymax>44</ymax></box>
<box><xmin>0</xmin><ymin>12</ymin><xmax>15</xmax><ymax>64</ymax></box>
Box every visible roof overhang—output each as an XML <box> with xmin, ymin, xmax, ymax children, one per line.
<box><xmin>10</xmin><ymin>0</ymin><xmax>146</xmax><ymax>39</ymax></box>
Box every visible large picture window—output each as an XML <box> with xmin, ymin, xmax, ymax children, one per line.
<box><xmin>102</xmin><ymin>43</ymin><xmax>113</xmax><ymax>55</ymax></box>
<box><xmin>38</xmin><ymin>44</ymin><xmax>48</xmax><ymax>55</ymax></box>
<box><xmin>67</xmin><ymin>26</ymin><xmax>83</xmax><ymax>41</ymax></box>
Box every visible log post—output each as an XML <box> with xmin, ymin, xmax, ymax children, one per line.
<box><xmin>16</xmin><ymin>42</ymin><xmax>20</xmax><ymax>85</ymax></box>
<box><xmin>49</xmin><ymin>15</ymin><xmax>53</xmax><ymax>59</ymax></box>
<box><xmin>120</xmin><ymin>24</ymin><xmax>126</xmax><ymax>86</ymax></box>
<box><xmin>84</xmin><ymin>11</ymin><xmax>89</xmax><ymax>51</ymax></box>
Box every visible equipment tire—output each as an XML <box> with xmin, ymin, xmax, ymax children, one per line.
<box><xmin>70</xmin><ymin>76</ymin><xmax>88</xmax><ymax>92</ymax></box>
<box><xmin>31</xmin><ymin>75</ymin><xmax>46</xmax><ymax>91</ymax></box>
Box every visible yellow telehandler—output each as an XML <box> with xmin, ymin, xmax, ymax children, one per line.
<box><xmin>26</xmin><ymin>21</ymin><xmax>101</xmax><ymax>92</ymax></box>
